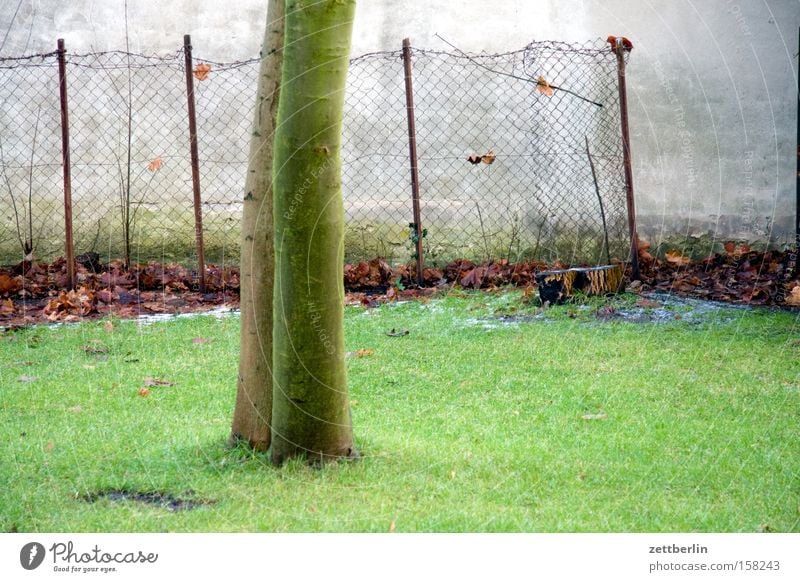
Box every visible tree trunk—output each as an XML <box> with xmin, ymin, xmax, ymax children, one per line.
<box><xmin>229</xmin><ymin>0</ymin><xmax>284</xmax><ymax>451</ymax></box>
<box><xmin>270</xmin><ymin>0</ymin><xmax>357</xmax><ymax>465</ymax></box>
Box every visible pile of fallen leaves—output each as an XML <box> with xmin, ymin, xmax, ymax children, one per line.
<box><xmin>0</xmin><ymin>257</ymin><xmax>239</xmax><ymax>327</ymax></box>
<box><xmin>636</xmin><ymin>241</ymin><xmax>799</xmax><ymax>306</ymax></box>
<box><xmin>2</xmin><ymin>243</ymin><xmax>798</xmax><ymax>327</ymax></box>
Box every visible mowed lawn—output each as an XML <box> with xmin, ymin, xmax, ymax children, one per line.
<box><xmin>1</xmin><ymin>290</ymin><xmax>798</xmax><ymax>532</ymax></box>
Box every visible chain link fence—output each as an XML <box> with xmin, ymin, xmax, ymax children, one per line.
<box><xmin>0</xmin><ymin>39</ymin><xmax>631</xmax><ymax>270</ymax></box>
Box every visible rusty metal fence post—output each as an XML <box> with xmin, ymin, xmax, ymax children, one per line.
<box><xmin>614</xmin><ymin>37</ymin><xmax>639</xmax><ymax>280</ymax></box>
<box><xmin>402</xmin><ymin>38</ymin><xmax>424</xmax><ymax>285</ymax></box>
<box><xmin>56</xmin><ymin>38</ymin><xmax>76</xmax><ymax>289</ymax></box>
<box><xmin>794</xmin><ymin>25</ymin><xmax>799</xmax><ymax>278</ymax></box>
<box><xmin>183</xmin><ymin>34</ymin><xmax>206</xmax><ymax>292</ymax></box>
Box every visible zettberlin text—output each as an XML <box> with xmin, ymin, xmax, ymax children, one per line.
<box><xmin>50</xmin><ymin>541</ymin><xmax>158</xmax><ymax>565</ymax></box>
<box><xmin>649</xmin><ymin>544</ymin><xmax>708</xmax><ymax>554</ymax></box>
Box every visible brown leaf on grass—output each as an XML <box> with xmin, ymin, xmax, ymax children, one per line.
<box><xmin>192</xmin><ymin>337</ymin><xmax>210</xmax><ymax>345</ymax></box>
<box><xmin>138</xmin><ymin>387</ymin><xmax>151</xmax><ymax>397</ymax></box>
<box><xmin>193</xmin><ymin>63</ymin><xmax>211</xmax><ymax>81</ymax></box>
<box><xmin>537</xmin><ymin>75</ymin><xmax>554</xmax><ymax>96</ymax></box>
<box><xmin>82</xmin><ymin>344</ymin><xmax>108</xmax><ymax>354</ymax></box>
<box><xmin>147</xmin><ymin>157</ymin><xmax>163</xmax><ymax>172</ymax></box>
<box><xmin>389</xmin><ymin>520</ymin><xmax>396</xmax><ymax>533</ymax></box>
<box><xmin>45</xmin><ymin>441</ymin><xmax>54</xmax><ymax>452</ymax></box>
<box><xmin>346</xmin><ymin>348</ymin><xmax>374</xmax><ymax>358</ymax></box>
<box><xmin>634</xmin><ymin>298</ymin><xmax>661</xmax><ymax>309</ymax></box>
<box><xmin>103</xmin><ymin>320</ymin><xmax>114</xmax><ymax>333</ymax></box>
<box><xmin>143</xmin><ymin>377</ymin><xmax>175</xmax><ymax>387</ymax></box>
<box><xmin>67</xmin><ymin>405</ymin><xmax>82</xmax><ymax>413</ymax></box>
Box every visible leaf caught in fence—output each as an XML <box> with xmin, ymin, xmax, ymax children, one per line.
<box><xmin>537</xmin><ymin>75</ymin><xmax>554</xmax><ymax>96</ymax></box>
<box><xmin>466</xmin><ymin>154</ymin><xmax>482</xmax><ymax>165</ymax></box>
<box><xmin>147</xmin><ymin>157</ymin><xmax>163</xmax><ymax>172</ymax></box>
<box><xmin>193</xmin><ymin>63</ymin><xmax>211</xmax><ymax>81</ymax></box>
<box><xmin>481</xmin><ymin>151</ymin><xmax>496</xmax><ymax>165</ymax></box>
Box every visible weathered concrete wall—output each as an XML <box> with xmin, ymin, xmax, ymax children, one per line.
<box><xmin>1</xmin><ymin>0</ymin><xmax>797</xmax><ymax>249</ymax></box>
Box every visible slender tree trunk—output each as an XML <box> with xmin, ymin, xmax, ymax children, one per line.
<box><xmin>270</xmin><ymin>0</ymin><xmax>357</xmax><ymax>465</ymax></box>
<box><xmin>229</xmin><ymin>0</ymin><xmax>285</xmax><ymax>451</ymax></box>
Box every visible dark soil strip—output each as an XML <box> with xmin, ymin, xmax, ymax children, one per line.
<box><xmin>82</xmin><ymin>489</ymin><xmax>212</xmax><ymax>512</ymax></box>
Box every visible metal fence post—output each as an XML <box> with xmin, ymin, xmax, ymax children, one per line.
<box><xmin>183</xmin><ymin>34</ymin><xmax>206</xmax><ymax>292</ymax></box>
<box><xmin>56</xmin><ymin>38</ymin><xmax>76</xmax><ymax>289</ymax></box>
<box><xmin>402</xmin><ymin>38</ymin><xmax>424</xmax><ymax>286</ymax></box>
<box><xmin>793</xmin><ymin>26</ymin><xmax>799</xmax><ymax>278</ymax></box>
<box><xmin>614</xmin><ymin>37</ymin><xmax>640</xmax><ymax>280</ymax></box>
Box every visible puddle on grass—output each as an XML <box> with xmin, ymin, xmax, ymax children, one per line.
<box><xmin>132</xmin><ymin>305</ymin><xmax>238</xmax><ymax>326</ymax></box>
<box><xmin>82</xmin><ymin>489</ymin><xmax>212</xmax><ymax>512</ymax></box>
<box><xmin>468</xmin><ymin>292</ymin><xmax>755</xmax><ymax>329</ymax></box>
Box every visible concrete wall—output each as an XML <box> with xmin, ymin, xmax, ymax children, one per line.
<box><xmin>1</xmin><ymin>0</ymin><xmax>797</xmax><ymax>248</ymax></box>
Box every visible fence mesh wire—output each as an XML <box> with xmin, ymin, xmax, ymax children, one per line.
<box><xmin>0</xmin><ymin>40</ymin><xmax>630</xmax><ymax>270</ymax></box>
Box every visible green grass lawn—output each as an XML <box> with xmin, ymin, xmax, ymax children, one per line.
<box><xmin>1</xmin><ymin>290</ymin><xmax>799</xmax><ymax>532</ymax></box>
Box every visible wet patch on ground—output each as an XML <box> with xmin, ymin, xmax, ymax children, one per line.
<box><xmin>471</xmin><ymin>292</ymin><xmax>759</xmax><ymax>329</ymax></box>
<box><xmin>82</xmin><ymin>489</ymin><xmax>213</xmax><ymax>512</ymax></box>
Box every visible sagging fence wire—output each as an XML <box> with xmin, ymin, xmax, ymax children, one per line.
<box><xmin>0</xmin><ymin>37</ymin><xmax>632</xmax><ymax>274</ymax></box>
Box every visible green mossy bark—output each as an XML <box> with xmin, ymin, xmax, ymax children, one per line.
<box><xmin>230</xmin><ymin>0</ymin><xmax>284</xmax><ymax>452</ymax></box>
<box><xmin>270</xmin><ymin>0</ymin><xmax>358</xmax><ymax>465</ymax></box>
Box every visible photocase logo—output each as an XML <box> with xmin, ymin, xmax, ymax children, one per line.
<box><xmin>19</xmin><ymin>542</ymin><xmax>46</xmax><ymax>570</ymax></box>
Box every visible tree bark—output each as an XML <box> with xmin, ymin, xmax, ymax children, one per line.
<box><xmin>270</xmin><ymin>0</ymin><xmax>357</xmax><ymax>465</ymax></box>
<box><xmin>229</xmin><ymin>0</ymin><xmax>284</xmax><ymax>451</ymax></box>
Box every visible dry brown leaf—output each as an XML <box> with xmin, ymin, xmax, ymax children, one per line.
<box><xmin>192</xmin><ymin>337</ymin><xmax>210</xmax><ymax>345</ymax></box>
<box><xmin>0</xmin><ymin>298</ymin><xmax>15</xmax><ymax>315</ymax></box>
<box><xmin>138</xmin><ymin>387</ymin><xmax>151</xmax><ymax>397</ymax></box>
<box><xmin>664</xmin><ymin>250</ymin><xmax>691</xmax><ymax>266</ymax></box>
<box><xmin>389</xmin><ymin>520</ymin><xmax>396</xmax><ymax>533</ymax></box>
<box><xmin>45</xmin><ymin>442</ymin><xmax>54</xmax><ymax>452</ymax></box>
<box><xmin>466</xmin><ymin>154</ymin><xmax>482</xmax><ymax>165</ymax></box>
<box><xmin>193</xmin><ymin>63</ymin><xmax>211</xmax><ymax>81</ymax></box>
<box><xmin>147</xmin><ymin>157</ymin><xmax>163</xmax><ymax>172</ymax></box>
<box><xmin>143</xmin><ymin>377</ymin><xmax>175</xmax><ymax>387</ymax></box>
<box><xmin>481</xmin><ymin>151</ymin><xmax>496</xmax><ymax>165</ymax></box>
<box><xmin>537</xmin><ymin>75</ymin><xmax>554</xmax><ymax>96</ymax></box>
<box><xmin>103</xmin><ymin>320</ymin><xmax>114</xmax><ymax>333</ymax></box>
<box><xmin>785</xmin><ymin>286</ymin><xmax>800</xmax><ymax>306</ymax></box>
<box><xmin>0</xmin><ymin>273</ymin><xmax>20</xmax><ymax>295</ymax></box>
<box><xmin>67</xmin><ymin>405</ymin><xmax>82</xmax><ymax>413</ymax></box>
<box><xmin>82</xmin><ymin>344</ymin><xmax>108</xmax><ymax>354</ymax></box>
